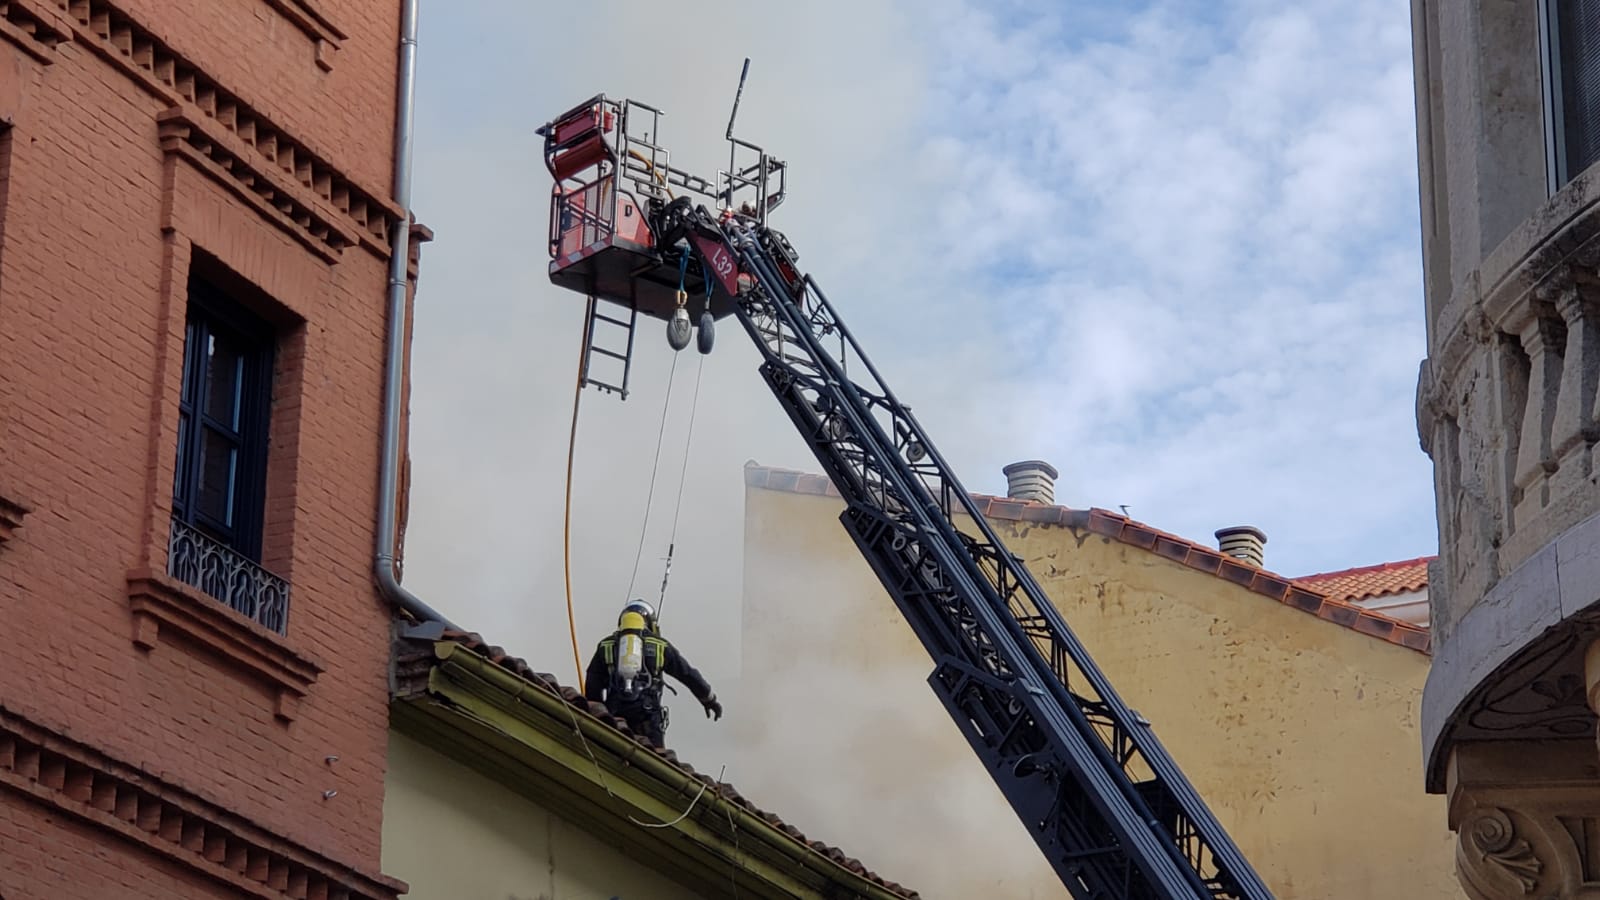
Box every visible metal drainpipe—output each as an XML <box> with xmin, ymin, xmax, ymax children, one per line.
<box><xmin>375</xmin><ymin>0</ymin><xmax>457</xmax><ymax>630</ymax></box>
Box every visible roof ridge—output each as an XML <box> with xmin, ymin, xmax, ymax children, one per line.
<box><xmin>743</xmin><ymin>463</ymin><xmax>1431</xmax><ymax>656</ymax></box>
<box><xmin>1295</xmin><ymin>555</ymin><xmax>1436</xmax><ymax>582</ymax></box>
<box><xmin>1290</xmin><ymin>556</ymin><xmax>1432</xmax><ymax>605</ymax></box>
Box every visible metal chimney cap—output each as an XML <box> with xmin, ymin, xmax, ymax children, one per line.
<box><xmin>1214</xmin><ymin>525</ymin><xmax>1267</xmax><ymax>544</ymax></box>
<box><xmin>1002</xmin><ymin>460</ymin><xmax>1059</xmax><ymax>480</ymax></box>
<box><xmin>1214</xmin><ymin>525</ymin><xmax>1268</xmax><ymax>568</ymax></box>
<box><xmin>1002</xmin><ymin>460</ymin><xmax>1059</xmax><ymax>505</ymax></box>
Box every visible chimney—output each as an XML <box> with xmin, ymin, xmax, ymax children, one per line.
<box><xmin>1215</xmin><ymin>526</ymin><xmax>1267</xmax><ymax>568</ymax></box>
<box><xmin>1002</xmin><ymin>460</ymin><xmax>1058</xmax><ymax>504</ymax></box>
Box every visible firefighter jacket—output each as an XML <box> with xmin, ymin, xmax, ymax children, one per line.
<box><xmin>583</xmin><ymin>630</ymin><xmax>714</xmax><ymax>709</ymax></box>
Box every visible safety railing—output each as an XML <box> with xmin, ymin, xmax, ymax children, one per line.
<box><xmin>549</xmin><ymin>175</ymin><xmax>618</xmax><ymax>260</ymax></box>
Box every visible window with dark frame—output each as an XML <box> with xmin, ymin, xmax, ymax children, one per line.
<box><xmin>173</xmin><ymin>275</ymin><xmax>275</xmax><ymax>562</ymax></box>
<box><xmin>1542</xmin><ymin>0</ymin><xmax>1600</xmax><ymax>189</ymax></box>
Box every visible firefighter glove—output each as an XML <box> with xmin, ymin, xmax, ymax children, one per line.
<box><xmin>703</xmin><ymin>694</ymin><xmax>723</xmax><ymax>721</ymax></box>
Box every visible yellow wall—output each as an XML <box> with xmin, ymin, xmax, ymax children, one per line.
<box><xmin>736</xmin><ymin>486</ymin><xmax>1458</xmax><ymax>900</ymax></box>
<box><xmin>381</xmin><ymin>730</ymin><xmax>702</xmax><ymax>900</ymax></box>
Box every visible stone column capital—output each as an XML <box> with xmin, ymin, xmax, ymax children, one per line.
<box><xmin>1457</xmin><ymin>806</ymin><xmax>1545</xmax><ymax>898</ymax></box>
<box><xmin>1447</xmin><ymin>741</ymin><xmax>1600</xmax><ymax>899</ymax></box>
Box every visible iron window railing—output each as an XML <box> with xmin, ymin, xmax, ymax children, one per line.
<box><xmin>168</xmin><ymin>515</ymin><xmax>290</xmax><ymax>635</ymax></box>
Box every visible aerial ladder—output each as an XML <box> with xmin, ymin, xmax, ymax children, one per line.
<box><xmin>537</xmin><ymin>71</ymin><xmax>1277</xmax><ymax>900</ymax></box>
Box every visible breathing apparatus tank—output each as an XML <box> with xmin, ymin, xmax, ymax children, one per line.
<box><xmin>613</xmin><ymin>608</ymin><xmax>652</xmax><ymax>699</ymax></box>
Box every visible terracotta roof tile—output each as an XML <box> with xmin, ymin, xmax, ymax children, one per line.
<box><xmin>1251</xmin><ymin>573</ymin><xmax>1291</xmax><ymax>602</ymax></box>
<box><xmin>1153</xmin><ymin>536</ymin><xmax>1190</xmax><ymax>563</ymax></box>
<box><xmin>1294</xmin><ymin>556</ymin><xmax>1433</xmax><ymax>603</ymax></box>
<box><xmin>1019</xmin><ymin>503</ymin><xmax>1061</xmax><ymax>525</ymax></box>
<box><xmin>1123</xmin><ymin>524</ymin><xmax>1159</xmax><ymax>550</ymax></box>
<box><xmin>1318</xmin><ymin>603</ymin><xmax>1361</xmax><ymax>628</ymax></box>
<box><xmin>1185</xmin><ymin>550</ymin><xmax>1223</xmax><ymax>576</ymax></box>
<box><xmin>420</xmin><ymin>629</ymin><xmax>919</xmax><ymax>899</ymax></box>
<box><xmin>743</xmin><ymin>462</ymin><xmax>1431</xmax><ymax>656</ymax></box>
<box><xmin>1398</xmin><ymin>628</ymin><xmax>1432</xmax><ymax>652</ymax></box>
<box><xmin>1351</xmin><ymin>615</ymin><xmax>1396</xmax><ymax>640</ymax></box>
<box><xmin>1284</xmin><ymin>587</ymin><xmax>1325</xmax><ymax>614</ymax></box>
<box><xmin>1218</xmin><ymin>558</ymin><xmax>1257</xmax><ymax>587</ymax></box>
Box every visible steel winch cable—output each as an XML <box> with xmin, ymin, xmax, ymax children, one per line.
<box><xmin>654</xmin><ymin>254</ymin><xmax>712</xmax><ymax>620</ymax></box>
<box><xmin>655</xmin><ymin>351</ymin><xmax>705</xmax><ymax>621</ymax></box>
<box><xmin>626</xmin><ymin>350</ymin><xmax>682</xmax><ymax>600</ymax></box>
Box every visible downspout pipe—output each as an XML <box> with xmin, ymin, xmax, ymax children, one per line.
<box><xmin>376</xmin><ymin>0</ymin><xmax>457</xmax><ymax>630</ymax></box>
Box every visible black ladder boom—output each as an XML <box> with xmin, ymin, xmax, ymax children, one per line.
<box><xmin>684</xmin><ymin>207</ymin><xmax>1274</xmax><ymax>900</ymax></box>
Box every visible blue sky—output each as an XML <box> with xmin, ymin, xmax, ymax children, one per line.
<box><xmin>399</xmin><ymin>0</ymin><xmax>1435</xmax><ymax>769</ymax></box>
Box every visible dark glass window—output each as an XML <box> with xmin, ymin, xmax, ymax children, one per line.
<box><xmin>1546</xmin><ymin>0</ymin><xmax>1600</xmax><ymax>186</ymax></box>
<box><xmin>173</xmin><ymin>277</ymin><xmax>274</xmax><ymax>560</ymax></box>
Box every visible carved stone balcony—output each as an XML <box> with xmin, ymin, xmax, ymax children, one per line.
<box><xmin>166</xmin><ymin>517</ymin><xmax>290</xmax><ymax>635</ymax></box>
<box><xmin>1416</xmin><ymin>171</ymin><xmax>1600</xmax><ymax>800</ymax></box>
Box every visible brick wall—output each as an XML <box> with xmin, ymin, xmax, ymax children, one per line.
<box><xmin>0</xmin><ymin>801</ymin><xmax>217</xmax><ymax>900</ymax></box>
<box><xmin>0</xmin><ymin>1</ymin><xmax>413</xmax><ymax>896</ymax></box>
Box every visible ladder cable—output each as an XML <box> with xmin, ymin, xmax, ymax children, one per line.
<box><xmin>657</xmin><ymin>332</ymin><xmax>707</xmax><ymax>620</ymax></box>
<box><xmin>625</xmin><ymin>350</ymin><xmax>681</xmax><ymax>600</ymax></box>
<box><xmin>625</xmin><ymin>255</ymin><xmax>693</xmax><ymax>600</ymax></box>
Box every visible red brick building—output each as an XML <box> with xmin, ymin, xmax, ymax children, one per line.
<box><xmin>0</xmin><ymin>1</ymin><xmax>426</xmax><ymax>896</ymax></box>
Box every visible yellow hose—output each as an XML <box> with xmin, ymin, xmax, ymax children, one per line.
<box><xmin>564</xmin><ymin>299</ymin><xmax>592</xmax><ymax>691</ymax></box>
<box><xmin>627</xmin><ymin>149</ymin><xmax>674</xmax><ymax>200</ymax></box>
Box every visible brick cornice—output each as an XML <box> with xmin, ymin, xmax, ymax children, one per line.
<box><xmin>43</xmin><ymin>0</ymin><xmax>401</xmax><ymax>258</ymax></box>
<box><xmin>1</xmin><ymin>0</ymin><xmax>70</xmax><ymax>62</ymax></box>
<box><xmin>158</xmin><ymin>108</ymin><xmax>360</xmax><ymax>263</ymax></box>
<box><xmin>126</xmin><ymin>568</ymin><xmax>324</xmax><ymax>722</ymax></box>
<box><xmin>0</xmin><ymin>705</ymin><xmax>405</xmax><ymax>900</ymax></box>
<box><xmin>260</xmin><ymin>0</ymin><xmax>345</xmax><ymax>71</ymax></box>
<box><xmin>0</xmin><ymin>493</ymin><xmax>29</xmax><ymax>543</ymax></box>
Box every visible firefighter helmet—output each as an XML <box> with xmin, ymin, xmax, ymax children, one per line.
<box><xmin>619</xmin><ymin>598</ymin><xmax>657</xmax><ymax>632</ymax></box>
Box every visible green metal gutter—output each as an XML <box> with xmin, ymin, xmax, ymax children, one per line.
<box><xmin>407</xmin><ymin>641</ymin><xmax>911</xmax><ymax>900</ymax></box>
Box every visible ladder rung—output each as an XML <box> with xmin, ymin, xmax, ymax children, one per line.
<box><xmin>593</xmin><ymin>313</ymin><xmax>633</xmax><ymax>327</ymax></box>
<box><xmin>590</xmin><ymin>348</ymin><xmax>629</xmax><ymax>361</ymax></box>
<box><xmin>586</xmin><ymin>379</ymin><xmax>627</xmax><ymax>395</ymax></box>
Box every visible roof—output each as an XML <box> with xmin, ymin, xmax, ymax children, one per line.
<box><xmin>743</xmin><ymin>462</ymin><xmax>1431</xmax><ymax>656</ymax></box>
<box><xmin>1293</xmin><ymin>556</ymin><xmax>1433</xmax><ymax>603</ymax></box>
<box><xmin>393</xmin><ymin>627</ymin><xmax>919</xmax><ymax>899</ymax></box>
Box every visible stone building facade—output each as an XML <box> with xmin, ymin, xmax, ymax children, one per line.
<box><xmin>1408</xmin><ymin>1</ymin><xmax>1600</xmax><ymax>897</ymax></box>
<box><xmin>0</xmin><ymin>0</ymin><xmax>422</xmax><ymax>896</ymax></box>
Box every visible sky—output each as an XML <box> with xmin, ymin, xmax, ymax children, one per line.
<box><xmin>399</xmin><ymin>0</ymin><xmax>1434</xmax><ymax>791</ymax></box>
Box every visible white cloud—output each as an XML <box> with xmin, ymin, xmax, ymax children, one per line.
<box><xmin>862</xmin><ymin>0</ymin><xmax>1435</xmax><ymax>574</ymax></box>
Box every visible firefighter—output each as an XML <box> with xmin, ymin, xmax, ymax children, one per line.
<box><xmin>583</xmin><ymin>599</ymin><xmax>722</xmax><ymax>747</ymax></box>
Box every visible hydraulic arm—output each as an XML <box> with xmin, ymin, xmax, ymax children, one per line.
<box><xmin>540</xmin><ymin>83</ymin><xmax>1276</xmax><ymax>900</ymax></box>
